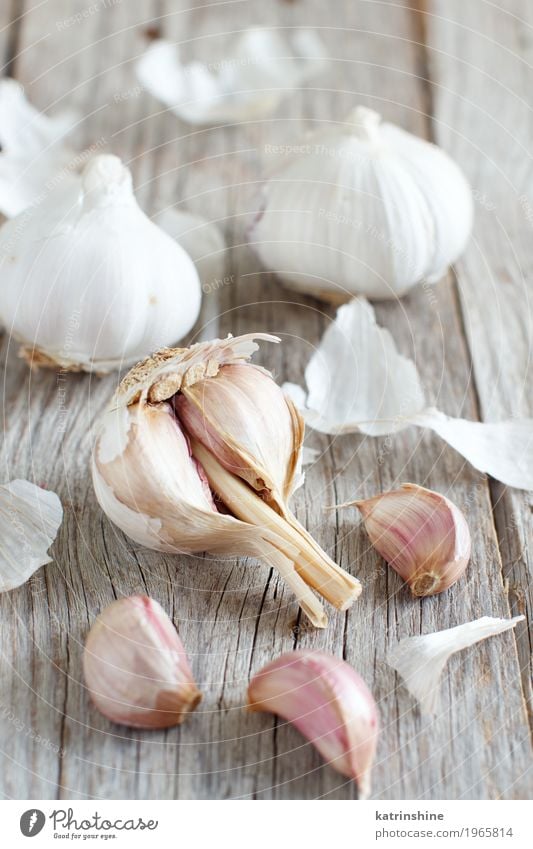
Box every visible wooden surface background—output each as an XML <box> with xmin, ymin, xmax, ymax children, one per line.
<box><xmin>0</xmin><ymin>0</ymin><xmax>531</xmax><ymax>800</ymax></box>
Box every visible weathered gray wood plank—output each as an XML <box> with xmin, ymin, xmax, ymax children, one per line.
<box><xmin>0</xmin><ymin>0</ymin><xmax>20</xmax><ymax>75</ymax></box>
<box><xmin>425</xmin><ymin>0</ymin><xmax>533</xmax><ymax>736</ymax></box>
<box><xmin>0</xmin><ymin>0</ymin><xmax>530</xmax><ymax>801</ymax></box>
<box><xmin>189</xmin><ymin>0</ymin><xmax>531</xmax><ymax>799</ymax></box>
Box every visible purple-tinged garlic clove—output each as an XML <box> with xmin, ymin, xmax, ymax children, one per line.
<box><xmin>353</xmin><ymin>483</ymin><xmax>471</xmax><ymax>597</ymax></box>
<box><xmin>175</xmin><ymin>361</ymin><xmax>304</xmax><ymax>510</ymax></box>
<box><xmin>248</xmin><ymin>650</ymin><xmax>378</xmax><ymax>798</ymax></box>
<box><xmin>83</xmin><ymin>595</ymin><xmax>201</xmax><ymax>729</ymax></box>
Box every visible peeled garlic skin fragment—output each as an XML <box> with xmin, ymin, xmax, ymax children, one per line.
<box><xmin>83</xmin><ymin>596</ymin><xmax>201</xmax><ymax>729</ymax></box>
<box><xmin>356</xmin><ymin>483</ymin><xmax>471</xmax><ymax>596</ymax></box>
<box><xmin>388</xmin><ymin>615</ymin><xmax>525</xmax><ymax>715</ymax></box>
<box><xmin>0</xmin><ymin>479</ymin><xmax>63</xmax><ymax>592</ymax></box>
<box><xmin>136</xmin><ymin>30</ymin><xmax>328</xmax><ymax>125</ymax></box>
<box><xmin>248</xmin><ymin>650</ymin><xmax>378</xmax><ymax>798</ymax></box>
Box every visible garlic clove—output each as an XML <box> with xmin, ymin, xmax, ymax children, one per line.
<box><xmin>0</xmin><ymin>154</ymin><xmax>201</xmax><ymax>373</ymax></box>
<box><xmin>83</xmin><ymin>595</ymin><xmax>202</xmax><ymax>729</ymax></box>
<box><xmin>93</xmin><ymin>334</ymin><xmax>362</xmax><ymax>627</ymax></box>
<box><xmin>388</xmin><ymin>615</ymin><xmax>525</xmax><ymax>715</ymax></box>
<box><xmin>0</xmin><ymin>78</ymin><xmax>79</xmax><ymax>218</ymax></box>
<box><xmin>248</xmin><ymin>650</ymin><xmax>378</xmax><ymax>798</ymax></box>
<box><xmin>285</xmin><ymin>297</ymin><xmax>533</xmax><ymax>491</ymax></box>
<box><xmin>250</xmin><ymin>105</ymin><xmax>472</xmax><ymax>301</ymax></box>
<box><xmin>352</xmin><ymin>483</ymin><xmax>471</xmax><ymax>597</ymax></box>
<box><xmin>0</xmin><ymin>479</ymin><xmax>63</xmax><ymax>592</ymax></box>
<box><xmin>136</xmin><ymin>29</ymin><xmax>328</xmax><ymax>126</ymax></box>
<box><xmin>175</xmin><ymin>361</ymin><xmax>304</xmax><ymax>509</ymax></box>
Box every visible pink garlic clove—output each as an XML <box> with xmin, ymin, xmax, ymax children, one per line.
<box><xmin>175</xmin><ymin>361</ymin><xmax>303</xmax><ymax>509</ymax></box>
<box><xmin>247</xmin><ymin>650</ymin><xmax>378</xmax><ymax>798</ymax></box>
<box><xmin>354</xmin><ymin>483</ymin><xmax>471</xmax><ymax>597</ymax></box>
<box><xmin>83</xmin><ymin>595</ymin><xmax>201</xmax><ymax>729</ymax></box>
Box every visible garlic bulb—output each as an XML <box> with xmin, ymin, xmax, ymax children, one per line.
<box><xmin>352</xmin><ymin>483</ymin><xmax>471</xmax><ymax>596</ymax></box>
<box><xmin>84</xmin><ymin>595</ymin><xmax>202</xmax><ymax>728</ymax></box>
<box><xmin>248</xmin><ymin>650</ymin><xmax>378</xmax><ymax>798</ymax></box>
<box><xmin>0</xmin><ymin>154</ymin><xmax>201</xmax><ymax>372</ymax></box>
<box><xmin>388</xmin><ymin>615</ymin><xmax>524</xmax><ymax>715</ymax></box>
<box><xmin>250</xmin><ymin>106</ymin><xmax>473</xmax><ymax>301</ymax></box>
<box><xmin>0</xmin><ymin>479</ymin><xmax>63</xmax><ymax>592</ymax></box>
<box><xmin>92</xmin><ymin>334</ymin><xmax>362</xmax><ymax>627</ymax></box>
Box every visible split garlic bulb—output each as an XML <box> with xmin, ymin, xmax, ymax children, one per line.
<box><xmin>250</xmin><ymin>107</ymin><xmax>473</xmax><ymax>301</ymax></box>
<box><xmin>92</xmin><ymin>334</ymin><xmax>361</xmax><ymax>627</ymax></box>
<box><xmin>0</xmin><ymin>154</ymin><xmax>201</xmax><ymax>372</ymax></box>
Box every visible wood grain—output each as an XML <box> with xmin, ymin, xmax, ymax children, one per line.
<box><xmin>0</xmin><ymin>0</ymin><xmax>530</xmax><ymax>800</ymax></box>
<box><xmin>426</xmin><ymin>0</ymin><xmax>533</xmax><ymax>737</ymax></box>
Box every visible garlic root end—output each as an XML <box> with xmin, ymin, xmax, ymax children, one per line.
<box><xmin>192</xmin><ymin>439</ymin><xmax>359</xmax><ymax>618</ymax></box>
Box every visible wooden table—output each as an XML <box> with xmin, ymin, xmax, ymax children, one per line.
<box><xmin>0</xmin><ymin>0</ymin><xmax>531</xmax><ymax>800</ymax></box>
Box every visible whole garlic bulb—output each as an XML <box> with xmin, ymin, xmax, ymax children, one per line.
<box><xmin>250</xmin><ymin>106</ymin><xmax>473</xmax><ymax>301</ymax></box>
<box><xmin>0</xmin><ymin>154</ymin><xmax>201</xmax><ymax>372</ymax></box>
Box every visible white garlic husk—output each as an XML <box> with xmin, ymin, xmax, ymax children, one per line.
<box><xmin>388</xmin><ymin>615</ymin><xmax>525</xmax><ymax>715</ymax></box>
<box><xmin>136</xmin><ymin>29</ymin><xmax>328</xmax><ymax>126</ymax></box>
<box><xmin>0</xmin><ymin>154</ymin><xmax>201</xmax><ymax>372</ymax></box>
<box><xmin>0</xmin><ymin>78</ymin><xmax>78</xmax><ymax>218</ymax></box>
<box><xmin>250</xmin><ymin>106</ymin><xmax>473</xmax><ymax>301</ymax></box>
<box><xmin>0</xmin><ymin>479</ymin><xmax>63</xmax><ymax>592</ymax></box>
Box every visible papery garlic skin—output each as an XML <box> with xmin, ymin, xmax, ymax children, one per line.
<box><xmin>83</xmin><ymin>595</ymin><xmax>202</xmax><ymax>728</ymax></box>
<box><xmin>285</xmin><ymin>298</ymin><xmax>533</xmax><ymax>491</ymax></box>
<box><xmin>251</xmin><ymin>106</ymin><xmax>473</xmax><ymax>301</ymax></box>
<box><xmin>353</xmin><ymin>483</ymin><xmax>471</xmax><ymax>596</ymax></box>
<box><xmin>0</xmin><ymin>479</ymin><xmax>63</xmax><ymax>592</ymax></box>
<box><xmin>0</xmin><ymin>78</ymin><xmax>78</xmax><ymax>218</ymax></box>
<box><xmin>388</xmin><ymin>615</ymin><xmax>525</xmax><ymax>715</ymax></box>
<box><xmin>0</xmin><ymin>154</ymin><xmax>201</xmax><ymax>372</ymax></box>
<box><xmin>92</xmin><ymin>334</ymin><xmax>361</xmax><ymax>628</ymax></box>
<box><xmin>248</xmin><ymin>650</ymin><xmax>378</xmax><ymax>798</ymax></box>
<box><xmin>136</xmin><ymin>29</ymin><xmax>328</xmax><ymax>126</ymax></box>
